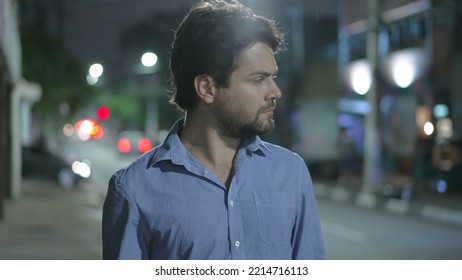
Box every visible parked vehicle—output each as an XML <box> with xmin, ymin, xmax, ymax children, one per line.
<box><xmin>116</xmin><ymin>130</ymin><xmax>153</xmax><ymax>155</ymax></box>
<box><xmin>22</xmin><ymin>145</ymin><xmax>91</xmax><ymax>189</ymax></box>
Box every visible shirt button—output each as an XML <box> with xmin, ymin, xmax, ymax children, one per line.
<box><xmin>234</xmin><ymin>241</ymin><xmax>240</xmax><ymax>247</ymax></box>
<box><xmin>229</xmin><ymin>200</ymin><xmax>234</xmax><ymax>207</ymax></box>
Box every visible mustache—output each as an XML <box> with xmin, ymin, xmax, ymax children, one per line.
<box><xmin>262</xmin><ymin>99</ymin><xmax>277</xmax><ymax>112</ymax></box>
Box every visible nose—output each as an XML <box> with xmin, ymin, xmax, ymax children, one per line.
<box><xmin>267</xmin><ymin>78</ymin><xmax>282</xmax><ymax>101</ymax></box>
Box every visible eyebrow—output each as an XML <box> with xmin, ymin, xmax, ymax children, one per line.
<box><xmin>248</xmin><ymin>69</ymin><xmax>279</xmax><ymax>78</ymax></box>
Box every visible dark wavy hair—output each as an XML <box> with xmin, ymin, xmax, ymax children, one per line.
<box><xmin>169</xmin><ymin>0</ymin><xmax>285</xmax><ymax>112</ymax></box>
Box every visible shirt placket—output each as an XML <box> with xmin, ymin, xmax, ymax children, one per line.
<box><xmin>227</xmin><ymin>148</ymin><xmax>253</xmax><ymax>260</ymax></box>
<box><xmin>227</xmin><ymin>178</ymin><xmax>242</xmax><ymax>259</ymax></box>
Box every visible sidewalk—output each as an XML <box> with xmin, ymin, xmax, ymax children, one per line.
<box><xmin>0</xmin><ymin>179</ymin><xmax>103</xmax><ymax>260</ymax></box>
<box><xmin>314</xmin><ymin>178</ymin><xmax>462</xmax><ymax>228</ymax></box>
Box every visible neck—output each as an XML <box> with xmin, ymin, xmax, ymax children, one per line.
<box><xmin>180</xmin><ymin>111</ymin><xmax>241</xmax><ymax>168</ymax></box>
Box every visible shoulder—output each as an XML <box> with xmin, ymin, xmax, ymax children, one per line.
<box><xmin>258</xmin><ymin>141</ymin><xmax>309</xmax><ymax>174</ymax></box>
<box><xmin>110</xmin><ymin>147</ymin><xmax>159</xmax><ymax>192</ymax></box>
<box><xmin>258</xmin><ymin>141</ymin><xmax>313</xmax><ymax>194</ymax></box>
<box><xmin>261</xmin><ymin>141</ymin><xmax>305</xmax><ymax>164</ymax></box>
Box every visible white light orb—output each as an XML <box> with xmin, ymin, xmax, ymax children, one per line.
<box><xmin>392</xmin><ymin>59</ymin><xmax>415</xmax><ymax>88</ymax></box>
<box><xmin>423</xmin><ymin>122</ymin><xmax>434</xmax><ymax>136</ymax></box>
<box><xmin>349</xmin><ymin>60</ymin><xmax>371</xmax><ymax>95</ymax></box>
<box><xmin>89</xmin><ymin>63</ymin><xmax>104</xmax><ymax>78</ymax></box>
<box><xmin>141</xmin><ymin>52</ymin><xmax>158</xmax><ymax>67</ymax></box>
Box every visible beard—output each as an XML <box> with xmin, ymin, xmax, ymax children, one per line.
<box><xmin>212</xmin><ymin>99</ymin><xmax>276</xmax><ymax>138</ymax></box>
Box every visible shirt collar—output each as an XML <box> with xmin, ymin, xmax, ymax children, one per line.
<box><xmin>148</xmin><ymin>118</ymin><xmax>272</xmax><ymax>167</ymax></box>
<box><xmin>240</xmin><ymin>134</ymin><xmax>271</xmax><ymax>155</ymax></box>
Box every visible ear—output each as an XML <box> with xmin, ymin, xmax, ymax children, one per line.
<box><xmin>193</xmin><ymin>75</ymin><xmax>215</xmax><ymax>104</ymax></box>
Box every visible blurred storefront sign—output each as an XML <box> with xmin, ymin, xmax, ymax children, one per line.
<box><xmin>338</xmin><ymin>98</ymin><xmax>370</xmax><ymax>115</ymax></box>
<box><xmin>342</xmin><ymin>0</ymin><xmax>430</xmax><ymax>35</ymax></box>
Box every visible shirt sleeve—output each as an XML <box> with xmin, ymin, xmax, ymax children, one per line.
<box><xmin>102</xmin><ymin>172</ymin><xmax>148</xmax><ymax>259</ymax></box>
<box><xmin>291</xmin><ymin>156</ymin><xmax>326</xmax><ymax>260</ymax></box>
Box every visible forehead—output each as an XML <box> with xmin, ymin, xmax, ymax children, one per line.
<box><xmin>233</xmin><ymin>42</ymin><xmax>278</xmax><ymax>74</ymax></box>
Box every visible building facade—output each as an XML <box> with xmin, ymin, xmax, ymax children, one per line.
<box><xmin>338</xmin><ymin>0</ymin><xmax>462</xmax><ymax>192</ymax></box>
<box><xmin>1</xmin><ymin>0</ymin><xmax>41</xmax><ymax>220</ymax></box>
<box><xmin>0</xmin><ymin>0</ymin><xmax>21</xmax><ymax>219</ymax></box>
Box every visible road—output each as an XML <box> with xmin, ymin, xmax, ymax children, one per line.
<box><xmin>319</xmin><ymin>199</ymin><xmax>462</xmax><ymax>259</ymax></box>
<box><xmin>64</xmin><ymin>135</ymin><xmax>138</xmax><ymax>197</ymax></box>
<box><xmin>65</xmin><ymin>136</ymin><xmax>462</xmax><ymax>260</ymax></box>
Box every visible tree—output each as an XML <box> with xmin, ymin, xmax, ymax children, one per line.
<box><xmin>116</xmin><ymin>12</ymin><xmax>184</xmax><ymax>130</ymax></box>
<box><xmin>21</xmin><ymin>27</ymin><xmax>98</xmax><ymax>121</ymax></box>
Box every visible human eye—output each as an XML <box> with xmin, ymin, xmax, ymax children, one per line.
<box><xmin>251</xmin><ymin>76</ymin><xmax>265</xmax><ymax>84</ymax></box>
<box><xmin>248</xmin><ymin>72</ymin><xmax>273</xmax><ymax>85</ymax></box>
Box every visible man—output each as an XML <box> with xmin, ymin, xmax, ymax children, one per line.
<box><xmin>103</xmin><ymin>0</ymin><xmax>326</xmax><ymax>260</ymax></box>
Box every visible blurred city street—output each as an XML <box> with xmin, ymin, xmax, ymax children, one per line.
<box><xmin>0</xmin><ymin>136</ymin><xmax>137</xmax><ymax>260</ymax></box>
<box><xmin>0</xmin><ymin>137</ymin><xmax>461</xmax><ymax>260</ymax></box>
<box><xmin>1</xmin><ymin>0</ymin><xmax>462</xmax><ymax>262</ymax></box>
<box><xmin>318</xmin><ymin>195</ymin><xmax>462</xmax><ymax>259</ymax></box>
<box><xmin>0</xmin><ymin>179</ymin><xmax>102</xmax><ymax>259</ymax></box>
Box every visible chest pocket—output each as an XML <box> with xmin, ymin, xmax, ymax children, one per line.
<box><xmin>253</xmin><ymin>191</ymin><xmax>296</xmax><ymax>244</ymax></box>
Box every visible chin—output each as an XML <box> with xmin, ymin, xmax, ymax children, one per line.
<box><xmin>256</xmin><ymin>121</ymin><xmax>275</xmax><ymax>136</ymax></box>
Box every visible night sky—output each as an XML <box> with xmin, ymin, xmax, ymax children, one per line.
<box><xmin>58</xmin><ymin>0</ymin><xmax>337</xmax><ymax>73</ymax></box>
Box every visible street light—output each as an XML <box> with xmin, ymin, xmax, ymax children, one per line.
<box><xmin>392</xmin><ymin>59</ymin><xmax>415</xmax><ymax>88</ymax></box>
<box><xmin>138</xmin><ymin>51</ymin><xmax>160</xmax><ymax>139</ymax></box>
<box><xmin>348</xmin><ymin>59</ymin><xmax>372</xmax><ymax>95</ymax></box>
<box><xmin>89</xmin><ymin>63</ymin><xmax>104</xmax><ymax>78</ymax></box>
<box><xmin>87</xmin><ymin>63</ymin><xmax>104</xmax><ymax>85</ymax></box>
<box><xmin>385</xmin><ymin>47</ymin><xmax>428</xmax><ymax>89</ymax></box>
<box><xmin>141</xmin><ymin>52</ymin><xmax>158</xmax><ymax>68</ymax></box>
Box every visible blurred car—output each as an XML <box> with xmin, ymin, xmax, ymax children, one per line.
<box><xmin>116</xmin><ymin>130</ymin><xmax>153</xmax><ymax>155</ymax></box>
<box><xmin>22</xmin><ymin>145</ymin><xmax>91</xmax><ymax>189</ymax></box>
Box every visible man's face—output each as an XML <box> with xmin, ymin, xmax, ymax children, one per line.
<box><xmin>212</xmin><ymin>42</ymin><xmax>282</xmax><ymax>138</ymax></box>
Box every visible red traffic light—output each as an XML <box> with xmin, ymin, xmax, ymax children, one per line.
<box><xmin>97</xmin><ymin>106</ymin><xmax>110</xmax><ymax>121</ymax></box>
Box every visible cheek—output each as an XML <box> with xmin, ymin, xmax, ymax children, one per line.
<box><xmin>224</xmin><ymin>83</ymin><xmax>264</xmax><ymax>112</ymax></box>
<box><xmin>240</xmin><ymin>85</ymin><xmax>264</xmax><ymax>104</ymax></box>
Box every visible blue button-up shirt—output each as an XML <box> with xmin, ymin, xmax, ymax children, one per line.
<box><xmin>102</xmin><ymin>119</ymin><xmax>326</xmax><ymax>260</ymax></box>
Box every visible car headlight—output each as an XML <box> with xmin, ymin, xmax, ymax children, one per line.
<box><xmin>71</xmin><ymin>159</ymin><xmax>91</xmax><ymax>178</ymax></box>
